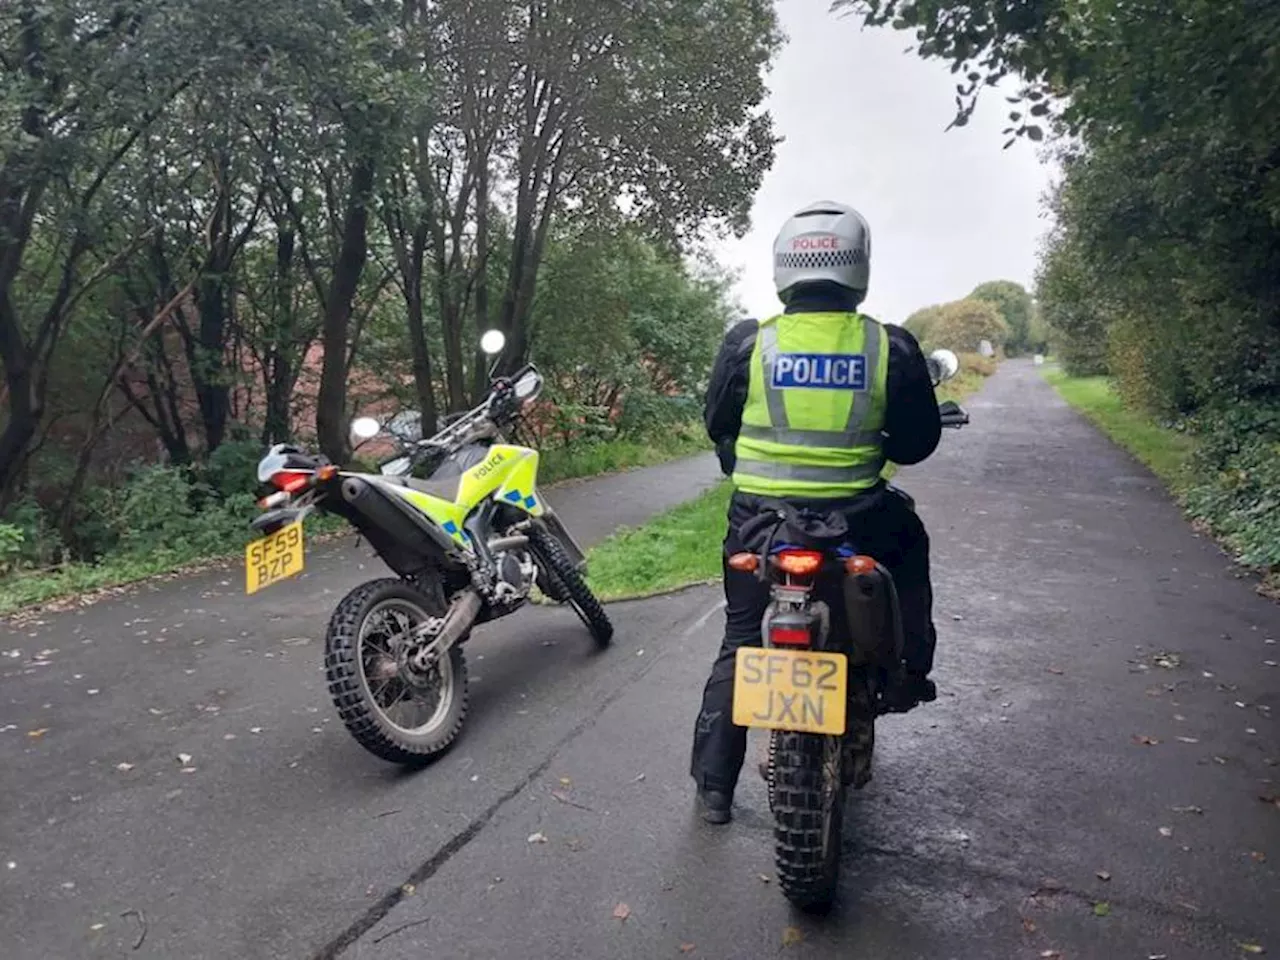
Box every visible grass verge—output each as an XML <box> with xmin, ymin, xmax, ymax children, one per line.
<box><xmin>0</xmin><ymin>427</ymin><xmax>709</xmax><ymax>619</ymax></box>
<box><xmin>585</xmin><ymin>482</ymin><xmax>731</xmax><ymax>602</ymax></box>
<box><xmin>1042</xmin><ymin>369</ymin><xmax>1196</xmax><ymax>491</ymax></box>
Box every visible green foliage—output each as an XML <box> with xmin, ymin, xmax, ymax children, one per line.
<box><xmin>969</xmin><ymin>281</ymin><xmax>1033</xmax><ymax>354</ymax></box>
<box><xmin>924</xmin><ymin>299</ymin><xmax>1008</xmax><ymax>353</ymax></box>
<box><xmin>903</xmin><ymin>304</ymin><xmax>945</xmax><ymax>346</ymax></box>
<box><xmin>0</xmin><ymin>524</ymin><xmax>22</xmax><ymax>575</ymax></box>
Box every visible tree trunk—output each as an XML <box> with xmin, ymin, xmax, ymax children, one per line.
<box><xmin>316</xmin><ymin>153</ymin><xmax>377</xmax><ymax>463</ymax></box>
<box><xmin>0</xmin><ymin>293</ymin><xmax>39</xmax><ymax>510</ymax></box>
<box><xmin>404</xmin><ymin>223</ymin><xmax>439</xmax><ymax>435</ymax></box>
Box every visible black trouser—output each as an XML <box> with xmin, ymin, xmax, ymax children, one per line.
<box><xmin>689</xmin><ymin>486</ymin><xmax>936</xmax><ymax>795</ymax></box>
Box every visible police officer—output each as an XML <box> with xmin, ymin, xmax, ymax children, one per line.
<box><xmin>692</xmin><ymin>201</ymin><xmax>943</xmax><ymax>824</ymax></box>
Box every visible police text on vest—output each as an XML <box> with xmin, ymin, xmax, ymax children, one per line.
<box><xmin>771</xmin><ymin>353</ymin><xmax>867</xmax><ymax>391</ymax></box>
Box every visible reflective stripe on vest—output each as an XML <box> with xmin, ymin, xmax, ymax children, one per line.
<box><xmin>732</xmin><ymin>457</ymin><xmax>887</xmax><ymax>484</ymax></box>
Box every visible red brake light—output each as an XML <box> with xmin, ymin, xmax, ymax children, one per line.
<box><xmin>774</xmin><ymin>550</ymin><xmax>823</xmax><ymax>577</ymax></box>
<box><xmin>271</xmin><ymin>471</ymin><xmax>310</xmax><ymax>492</ymax></box>
<box><xmin>769</xmin><ymin>625</ymin><xmax>811</xmax><ymax>647</ymax></box>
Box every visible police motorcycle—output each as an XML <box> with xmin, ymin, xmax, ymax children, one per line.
<box><xmin>243</xmin><ymin>330</ymin><xmax>611</xmax><ymax>765</ymax></box>
<box><xmin>728</xmin><ymin>348</ymin><xmax>967</xmax><ymax>911</ymax></box>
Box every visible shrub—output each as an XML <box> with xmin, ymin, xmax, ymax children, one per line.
<box><xmin>926</xmin><ymin>299</ymin><xmax>1009</xmax><ymax>353</ymax></box>
<box><xmin>0</xmin><ymin>523</ymin><xmax>22</xmax><ymax>574</ymax></box>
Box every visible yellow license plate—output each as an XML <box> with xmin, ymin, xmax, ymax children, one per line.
<box><xmin>245</xmin><ymin>521</ymin><xmax>304</xmax><ymax>595</ymax></box>
<box><xmin>732</xmin><ymin>647</ymin><xmax>848</xmax><ymax>735</ymax></box>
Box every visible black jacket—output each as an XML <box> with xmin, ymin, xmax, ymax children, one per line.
<box><xmin>705</xmin><ymin>290</ymin><xmax>942</xmax><ymax>477</ymax></box>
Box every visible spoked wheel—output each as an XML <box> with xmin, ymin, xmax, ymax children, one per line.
<box><xmin>772</xmin><ymin>731</ymin><xmax>846</xmax><ymax>913</ymax></box>
<box><xmin>324</xmin><ymin>578</ymin><xmax>468</xmax><ymax>765</ymax></box>
<box><xmin>528</xmin><ymin>524</ymin><xmax>613</xmax><ymax>647</ymax></box>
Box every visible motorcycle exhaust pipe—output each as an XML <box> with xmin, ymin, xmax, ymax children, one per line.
<box><xmin>409</xmin><ymin>588</ymin><xmax>482</xmax><ymax>670</ymax></box>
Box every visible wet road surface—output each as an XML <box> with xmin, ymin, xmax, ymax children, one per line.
<box><xmin>2</xmin><ymin>362</ymin><xmax>1277</xmax><ymax>960</ymax></box>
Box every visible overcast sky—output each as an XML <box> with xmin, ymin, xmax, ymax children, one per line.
<box><xmin>713</xmin><ymin>0</ymin><xmax>1059</xmax><ymax>326</ymax></box>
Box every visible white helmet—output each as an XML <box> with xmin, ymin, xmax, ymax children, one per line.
<box><xmin>773</xmin><ymin>201</ymin><xmax>871</xmax><ymax>302</ymax></box>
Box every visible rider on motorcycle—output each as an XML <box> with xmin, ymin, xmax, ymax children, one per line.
<box><xmin>691</xmin><ymin>201</ymin><xmax>943</xmax><ymax>824</ymax></box>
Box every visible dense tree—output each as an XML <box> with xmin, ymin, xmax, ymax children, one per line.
<box><xmin>969</xmin><ymin>280</ymin><xmax>1031</xmax><ymax>354</ymax></box>
<box><xmin>922</xmin><ymin>298</ymin><xmax>1007</xmax><ymax>353</ymax></box>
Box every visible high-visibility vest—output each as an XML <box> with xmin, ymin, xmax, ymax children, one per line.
<box><xmin>732</xmin><ymin>312</ymin><xmax>889</xmax><ymax>498</ymax></box>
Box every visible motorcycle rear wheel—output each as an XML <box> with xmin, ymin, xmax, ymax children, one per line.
<box><xmin>324</xmin><ymin>578</ymin><xmax>468</xmax><ymax>765</ymax></box>
<box><xmin>772</xmin><ymin>730</ymin><xmax>845</xmax><ymax>913</ymax></box>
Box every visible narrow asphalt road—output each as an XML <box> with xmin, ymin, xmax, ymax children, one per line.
<box><xmin>4</xmin><ymin>362</ymin><xmax>1279</xmax><ymax>960</ymax></box>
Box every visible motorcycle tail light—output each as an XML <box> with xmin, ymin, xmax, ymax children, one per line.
<box><xmin>728</xmin><ymin>552</ymin><xmax>759</xmax><ymax>573</ymax></box>
<box><xmin>774</xmin><ymin>550</ymin><xmax>823</xmax><ymax>577</ymax></box>
<box><xmin>769</xmin><ymin>623</ymin><xmax>811</xmax><ymax>647</ymax></box>
<box><xmin>271</xmin><ymin>471</ymin><xmax>310</xmax><ymax>492</ymax></box>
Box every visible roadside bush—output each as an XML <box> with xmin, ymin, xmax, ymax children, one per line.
<box><xmin>204</xmin><ymin>438</ymin><xmax>263</xmax><ymax>500</ymax></box>
<box><xmin>925</xmin><ymin>299</ymin><xmax>1008</xmax><ymax>354</ymax></box>
<box><xmin>615</xmin><ymin>390</ymin><xmax>700</xmax><ymax>438</ymax></box>
<box><xmin>0</xmin><ymin>524</ymin><xmax>22</xmax><ymax>574</ymax></box>
<box><xmin>1183</xmin><ymin>401</ymin><xmax>1280</xmax><ymax>571</ymax></box>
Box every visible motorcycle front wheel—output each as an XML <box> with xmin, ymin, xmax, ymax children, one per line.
<box><xmin>324</xmin><ymin>578</ymin><xmax>468</xmax><ymax>765</ymax></box>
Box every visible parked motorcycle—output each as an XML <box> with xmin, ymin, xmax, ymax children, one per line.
<box><xmin>243</xmin><ymin>331</ymin><xmax>611</xmax><ymax>765</ymax></box>
<box><xmin>729</xmin><ymin>348</ymin><xmax>968</xmax><ymax>912</ymax></box>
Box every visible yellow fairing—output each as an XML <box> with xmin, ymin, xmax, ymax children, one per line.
<box><xmin>378</xmin><ymin>444</ymin><xmax>546</xmax><ymax>548</ymax></box>
<box><xmin>457</xmin><ymin>444</ymin><xmax>546</xmax><ymax>517</ymax></box>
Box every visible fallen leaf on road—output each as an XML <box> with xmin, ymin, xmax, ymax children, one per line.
<box><xmin>1173</xmin><ymin>805</ymin><xmax>1204</xmax><ymax>815</ymax></box>
<box><xmin>551</xmin><ymin>790</ymin><xmax>593</xmax><ymax>811</ymax></box>
<box><xmin>782</xmin><ymin>926</ymin><xmax>804</xmax><ymax>947</ymax></box>
<box><xmin>1149</xmin><ymin>954</ymin><xmax>1169</xmax><ymax>959</ymax></box>
<box><xmin>250</xmin><ymin>727</ymin><xmax>263</xmax><ymax>734</ymax></box>
<box><xmin>1159</xmin><ymin>826</ymin><xmax>1174</xmax><ymax>838</ymax></box>
<box><xmin>1093</xmin><ymin>901</ymin><xmax>1111</xmax><ymax>917</ymax></box>
<box><xmin>176</xmin><ymin>753</ymin><xmax>192</xmax><ymax>765</ymax></box>
<box><xmin>27</xmin><ymin>728</ymin><xmax>49</xmax><ymax>739</ymax></box>
<box><xmin>1154</xmin><ymin>652</ymin><xmax>1182</xmax><ymax>668</ymax></box>
<box><xmin>1214</xmin><ymin>756</ymin><xmax>1229</xmax><ymax>765</ymax></box>
<box><xmin>1259</xmin><ymin>794</ymin><xmax>1280</xmax><ymax>810</ymax></box>
<box><xmin>612</xmin><ymin>903</ymin><xmax>631</xmax><ymax>922</ymax></box>
<box><xmin>1250</xmin><ymin>851</ymin><xmax>1266</xmax><ymax>863</ymax></box>
<box><xmin>1133</xmin><ymin>735</ymin><xmax>1161</xmax><ymax>746</ymax></box>
<box><xmin>1176</xmin><ymin>737</ymin><xmax>1200</xmax><ymax>744</ymax></box>
<box><xmin>1047</xmin><ymin>667</ymin><xmax>1065</xmax><ymax>675</ymax></box>
<box><xmin>1238</xmin><ymin>943</ymin><xmax>1265</xmax><ymax>955</ymax></box>
<box><xmin>401</xmin><ymin>883</ymin><xmax>415</xmax><ymax>895</ymax></box>
<box><xmin>633</xmin><ymin>773</ymin><xmax>646</xmax><ymax>782</ymax></box>
<box><xmin>1096</xmin><ymin>870</ymin><xmax>1111</xmax><ymax>881</ymax></box>
<box><xmin>559</xmin><ymin>777</ymin><xmax>572</xmax><ymax>787</ymax></box>
<box><xmin>1040</xmin><ymin>951</ymin><xmax>1061</xmax><ymax>959</ymax></box>
<box><xmin>758</xmin><ymin>874</ymin><xmax>772</xmax><ymax>884</ymax></box>
<box><xmin>90</xmin><ymin>923</ymin><xmax>104</xmax><ymax>931</ymax></box>
<box><xmin>679</xmin><ymin>944</ymin><xmax>696</xmax><ymax>954</ymax></box>
<box><xmin>116</xmin><ymin>762</ymin><xmax>134</xmax><ymax>772</ymax></box>
<box><xmin>527</xmin><ymin>832</ymin><xmax>548</xmax><ymax>844</ymax></box>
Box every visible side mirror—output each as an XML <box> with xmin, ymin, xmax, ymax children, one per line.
<box><xmin>927</xmin><ymin>348</ymin><xmax>959</xmax><ymax>384</ymax></box>
<box><xmin>480</xmin><ymin>329</ymin><xmax>506</xmax><ymax>356</ymax></box>
<box><xmin>350</xmin><ymin>416</ymin><xmax>381</xmax><ymax>448</ymax></box>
